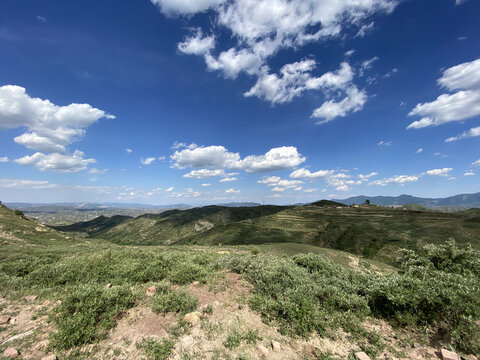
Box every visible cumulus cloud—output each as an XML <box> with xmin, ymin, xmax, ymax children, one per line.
<box><xmin>290</xmin><ymin>168</ymin><xmax>334</xmax><ymax>180</ymax></box>
<box><xmin>14</xmin><ymin>150</ymin><xmax>95</xmax><ymax>173</ymax></box>
<box><xmin>0</xmin><ymin>156</ymin><xmax>8</xmax><ymax>163</ymax></box>
<box><xmin>258</xmin><ymin>176</ymin><xmax>303</xmax><ymax>192</ymax></box>
<box><xmin>171</xmin><ymin>145</ymin><xmax>305</xmax><ymax>173</ymax></box>
<box><xmin>183</xmin><ymin>169</ymin><xmax>225</xmax><ymax>178</ymax></box>
<box><xmin>408</xmin><ymin>58</ymin><xmax>480</xmax><ymax>129</ymax></box>
<box><xmin>140</xmin><ymin>157</ymin><xmax>156</xmax><ymax>165</ymax></box>
<box><xmin>464</xmin><ymin>171</ymin><xmax>475</xmax><ymax>176</ymax></box>
<box><xmin>151</xmin><ymin>0</ymin><xmax>397</xmax><ymax>121</ymax></box>
<box><xmin>150</xmin><ymin>0</ymin><xmax>226</xmax><ymax>16</ymax></box>
<box><xmin>0</xmin><ymin>85</ymin><xmax>113</xmax><ymax>172</ymax></box>
<box><xmin>357</xmin><ymin>172</ymin><xmax>378</xmax><ymax>181</ymax></box>
<box><xmin>225</xmin><ymin>188</ymin><xmax>240</xmax><ymax>194</ymax></box>
<box><xmin>473</xmin><ymin>159</ymin><xmax>480</xmax><ymax>167</ymax></box>
<box><xmin>165</xmin><ymin>186</ymin><xmax>174</xmax><ymax>192</ymax></box>
<box><xmin>245</xmin><ymin>61</ymin><xmax>354</xmax><ymax>104</ymax></box>
<box><xmin>312</xmin><ymin>87</ymin><xmax>367</xmax><ymax>124</ymax></box>
<box><xmin>445</xmin><ymin>126</ymin><xmax>480</xmax><ymax>142</ymax></box>
<box><xmin>425</xmin><ymin>168</ymin><xmax>452</xmax><ymax>176</ymax></box>
<box><xmin>201</xmin><ymin>183</ymin><xmax>211</xmax><ymax>187</ymax></box>
<box><xmin>219</xmin><ymin>177</ymin><xmax>238</xmax><ymax>182</ymax></box>
<box><xmin>178</xmin><ymin>28</ymin><xmax>215</xmax><ymax>55</ymax></box>
<box><xmin>369</xmin><ymin>175</ymin><xmax>419</xmax><ymax>186</ymax></box>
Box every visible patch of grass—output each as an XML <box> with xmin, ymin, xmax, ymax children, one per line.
<box><xmin>223</xmin><ymin>331</ymin><xmax>243</xmax><ymax>349</ymax></box>
<box><xmin>151</xmin><ymin>282</ymin><xmax>198</xmax><ymax>315</ymax></box>
<box><xmin>49</xmin><ymin>284</ymin><xmax>136</xmax><ymax>350</ymax></box>
<box><xmin>136</xmin><ymin>337</ymin><xmax>175</xmax><ymax>360</ymax></box>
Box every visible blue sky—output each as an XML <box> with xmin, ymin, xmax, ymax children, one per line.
<box><xmin>0</xmin><ymin>0</ymin><xmax>479</xmax><ymax>205</ymax></box>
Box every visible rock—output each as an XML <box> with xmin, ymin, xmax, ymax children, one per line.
<box><xmin>212</xmin><ymin>300</ymin><xmax>222</xmax><ymax>308</ymax></box>
<box><xmin>2</xmin><ymin>330</ymin><xmax>34</xmax><ymax>344</ymax></box>
<box><xmin>0</xmin><ymin>315</ymin><xmax>10</xmax><ymax>324</ymax></box>
<box><xmin>192</xmin><ymin>281</ymin><xmax>200</xmax><ymax>286</ymax></box>
<box><xmin>257</xmin><ymin>344</ymin><xmax>269</xmax><ymax>358</ymax></box>
<box><xmin>41</xmin><ymin>355</ymin><xmax>58</xmax><ymax>360</ymax></box>
<box><xmin>55</xmin><ymin>300</ymin><xmax>62</xmax><ymax>306</ymax></box>
<box><xmin>183</xmin><ymin>311</ymin><xmax>202</xmax><ymax>326</ymax></box>
<box><xmin>25</xmin><ymin>295</ymin><xmax>37</xmax><ymax>301</ymax></box>
<box><xmin>146</xmin><ymin>286</ymin><xmax>156</xmax><ymax>296</ymax></box>
<box><xmin>180</xmin><ymin>335</ymin><xmax>195</xmax><ymax>347</ymax></box>
<box><xmin>104</xmin><ymin>283</ymin><xmax>112</xmax><ymax>289</ymax></box>
<box><xmin>2</xmin><ymin>347</ymin><xmax>19</xmax><ymax>358</ymax></box>
<box><xmin>34</xmin><ymin>305</ymin><xmax>44</xmax><ymax>311</ymax></box>
<box><xmin>355</xmin><ymin>352</ymin><xmax>371</xmax><ymax>360</ymax></box>
<box><xmin>441</xmin><ymin>349</ymin><xmax>460</xmax><ymax>360</ymax></box>
<box><xmin>271</xmin><ymin>340</ymin><xmax>281</xmax><ymax>352</ymax></box>
<box><xmin>8</xmin><ymin>317</ymin><xmax>16</xmax><ymax>325</ymax></box>
<box><xmin>34</xmin><ymin>340</ymin><xmax>49</xmax><ymax>350</ymax></box>
<box><xmin>413</xmin><ymin>343</ymin><xmax>424</xmax><ymax>349</ymax></box>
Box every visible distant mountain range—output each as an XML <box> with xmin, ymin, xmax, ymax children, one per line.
<box><xmin>333</xmin><ymin>192</ymin><xmax>480</xmax><ymax>208</ymax></box>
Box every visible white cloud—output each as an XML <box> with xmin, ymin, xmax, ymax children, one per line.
<box><xmin>445</xmin><ymin>126</ymin><xmax>480</xmax><ymax>142</ymax></box>
<box><xmin>165</xmin><ymin>186</ymin><xmax>174</xmax><ymax>192</ymax></box>
<box><xmin>408</xmin><ymin>58</ymin><xmax>480</xmax><ymax>129</ymax></box>
<box><xmin>425</xmin><ymin>168</ymin><xmax>452</xmax><ymax>176</ymax></box>
<box><xmin>150</xmin><ymin>0</ymin><xmax>226</xmax><ymax>16</ymax></box>
<box><xmin>304</xmin><ymin>188</ymin><xmax>317</xmax><ymax>193</ymax></box>
<box><xmin>171</xmin><ymin>141</ymin><xmax>198</xmax><ymax>150</ymax></box>
<box><xmin>36</xmin><ymin>15</ymin><xmax>47</xmax><ymax>22</ymax></box>
<box><xmin>271</xmin><ymin>186</ymin><xmax>285</xmax><ymax>192</ymax></box>
<box><xmin>290</xmin><ymin>168</ymin><xmax>334</xmax><ymax>179</ymax></box>
<box><xmin>472</xmin><ymin>159</ymin><xmax>480</xmax><ymax>167</ymax></box>
<box><xmin>219</xmin><ymin>177</ymin><xmax>238</xmax><ymax>182</ymax></box>
<box><xmin>178</xmin><ymin>28</ymin><xmax>215</xmax><ymax>55</ymax></box>
<box><xmin>369</xmin><ymin>175</ymin><xmax>419</xmax><ymax>186</ymax></box>
<box><xmin>245</xmin><ymin>61</ymin><xmax>354</xmax><ymax>104</ymax></box>
<box><xmin>0</xmin><ymin>178</ymin><xmax>56</xmax><ymax>189</ymax></box>
<box><xmin>140</xmin><ymin>157</ymin><xmax>156</xmax><ymax>165</ymax></box>
<box><xmin>377</xmin><ymin>140</ymin><xmax>391</xmax><ymax>146</ymax></box>
<box><xmin>258</xmin><ymin>176</ymin><xmax>303</xmax><ymax>191</ymax></box>
<box><xmin>312</xmin><ymin>86</ymin><xmax>367</xmax><ymax>124</ymax></box>
<box><xmin>455</xmin><ymin>0</ymin><xmax>468</xmax><ymax>5</ymax></box>
<box><xmin>0</xmin><ymin>85</ymin><xmax>114</xmax><ymax>152</ymax></box>
<box><xmin>201</xmin><ymin>183</ymin><xmax>211</xmax><ymax>187</ymax></box>
<box><xmin>125</xmin><ymin>148</ymin><xmax>132</xmax><ymax>154</ymax></box>
<box><xmin>360</xmin><ymin>56</ymin><xmax>379</xmax><ymax>76</ymax></box>
<box><xmin>236</xmin><ymin>146</ymin><xmax>305</xmax><ymax>173</ymax></box>
<box><xmin>415</xmin><ymin>148</ymin><xmax>423</xmax><ymax>154</ymax></box>
<box><xmin>345</xmin><ymin>50</ymin><xmax>355</xmax><ymax>57</ymax></box>
<box><xmin>0</xmin><ymin>156</ymin><xmax>8</xmax><ymax>163</ymax></box>
<box><xmin>383</xmin><ymin>68</ymin><xmax>398</xmax><ymax>78</ymax></box>
<box><xmin>464</xmin><ymin>171</ymin><xmax>475</xmax><ymax>176</ymax></box>
<box><xmin>88</xmin><ymin>168</ymin><xmax>108</xmax><ymax>175</ymax></box>
<box><xmin>336</xmin><ymin>185</ymin><xmax>350</xmax><ymax>191</ymax></box>
<box><xmin>14</xmin><ymin>150</ymin><xmax>95</xmax><ymax>173</ymax></box>
<box><xmin>183</xmin><ymin>169</ymin><xmax>225</xmax><ymax>178</ymax></box>
<box><xmin>171</xmin><ymin>145</ymin><xmax>305</xmax><ymax>173</ymax></box>
<box><xmin>357</xmin><ymin>172</ymin><xmax>378</xmax><ymax>181</ymax></box>
<box><xmin>156</xmin><ymin>0</ymin><xmax>396</xmax><ymax>121</ymax></box>
<box><xmin>225</xmin><ymin>188</ymin><xmax>240</xmax><ymax>194</ymax></box>
<box><xmin>355</xmin><ymin>21</ymin><xmax>374</xmax><ymax>38</ymax></box>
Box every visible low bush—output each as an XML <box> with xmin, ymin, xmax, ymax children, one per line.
<box><xmin>151</xmin><ymin>282</ymin><xmax>198</xmax><ymax>315</ymax></box>
<box><xmin>136</xmin><ymin>338</ymin><xmax>175</xmax><ymax>360</ymax></box>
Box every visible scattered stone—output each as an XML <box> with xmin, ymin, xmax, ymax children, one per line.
<box><xmin>2</xmin><ymin>347</ymin><xmax>19</xmax><ymax>358</ymax></box>
<box><xmin>192</xmin><ymin>281</ymin><xmax>200</xmax><ymax>286</ymax></box>
<box><xmin>464</xmin><ymin>355</ymin><xmax>476</xmax><ymax>360</ymax></box>
<box><xmin>271</xmin><ymin>340</ymin><xmax>281</xmax><ymax>352</ymax></box>
<box><xmin>34</xmin><ymin>305</ymin><xmax>44</xmax><ymax>311</ymax></box>
<box><xmin>0</xmin><ymin>315</ymin><xmax>10</xmax><ymax>324</ymax></box>
<box><xmin>1</xmin><ymin>330</ymin><xmax>34</xmax><ymax>345</ymax></box>
<box><xmin>42</xmin><ymin>300</ymin><xmax>51</xmax><ymax>306</ymax></box>
<box><xmin>146</xmin><ymin>286</ymin><xmax>156</xmax><ymax>296</ymax></box>
<box><xmin>8</xmin><ymin>318</ymin><xmax>16</xmax><ymax>325</ymax></box>
<box><xmin>180</xmin><ymin>335</ymin><xmax>195</xmax><ymax>347</ymax></box>
<box><xmin>41</xmin><ymin>355</ymin><xmax>58</xmax><ymax>360</ymax></box>
<box><xmin>183</xmin><ymin>311</ymin><xmax>202</xmax><ymax>326</ymax></box>
<box><xmin>413</xmin><ymin>343</ymin><xmax>424</xmax><ymax>349</ymax></box>
<box><xmin>104</xmin><ymin>283</ymin><xmax>112</xmax><ymax>289</ymax></box>
<box><xmin>257</xmin><ymin>344</ymin><xmax>269</xmax><ymax>358</ymax></box>
<box><xmin>355</xmin><ymin>352</ymin><xmax>371</xmax><ymax>360</ymax></box>
<box><xmin>55</xmin><ymin>300</ymin><xmax>62</xmax><ymax>306</ymax></box>
<box><xmin>212</xmin><ymin>300</ymin><xmax>222</xmax><ymax>308</ymax></box>
<box><xmin>441</xmin><ymin>349</ymin><xmax>460</xmax><ymax>360</ymax></box>
<box><xmin>87</xmin><ymin>344</ymin><xmax>95</xmax><ymax>354</ymax></box>
<box><xmin>25</xmin><ymin>295</ymin><xmax>37</xmax><ymax>301</ymax></box>
<box><xmin>34</xmin><ymin>340</ymin><xmax>49</xmax><ymax>350</ymax></box>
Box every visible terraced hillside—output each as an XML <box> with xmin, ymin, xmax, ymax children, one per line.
<box><xmin>55</xmin><ymin>204</ymin><xmax>480</xmax><ymax>263</ymax></box>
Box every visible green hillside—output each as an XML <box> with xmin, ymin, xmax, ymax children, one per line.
<box><xmin>57</xmin><ymin>203</ymin><xmax>480</xmax><ymax>264</ymax></box>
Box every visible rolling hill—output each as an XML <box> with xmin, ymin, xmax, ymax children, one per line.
<box><xmin>54</xmin><ymin>203</ymin><xmax>480</xmax><ymax>263</ymax></box>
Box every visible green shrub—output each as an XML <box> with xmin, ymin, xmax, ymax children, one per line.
<box><xmin>151</xmin><ymin>282</ymin><xmax>198</xmax><ymax>315</ymax></box>
<box><xmin>136</xmin><ymin>338</ymin><xmax>175</xmax><ymax>360</ymax></box>
<box><xmin>14</xmin><ymin>209</ymin><xmax>24</xmax><ymax>216</ymax></box>
<box><xmin>50</xmin><ymin>284</ymin><xmax>136</xmax><ymax>349</ymax></box>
